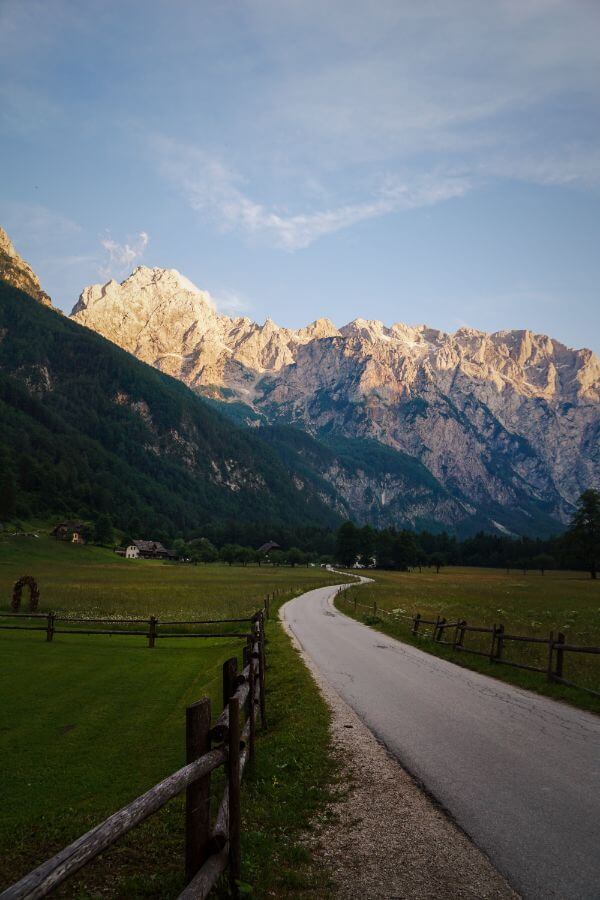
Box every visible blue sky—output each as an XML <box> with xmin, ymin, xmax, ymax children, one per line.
<box><xmin>1</xmin><ymin>0</ymin><xmax>599</xmax><ymax>351</ymax></box>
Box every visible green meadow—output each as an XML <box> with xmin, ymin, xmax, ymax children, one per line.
<box><xmin>336</xmin><ymin>566</ymin><xmax>600</xmax><ymax>712</ymax></box>
<box><xmin>0</xmin><ymin>535</ymin><xmax>340</xmax><ymax>897</ymax></box>
<box><xmin>0</xmin><ymin>534</ymin><xmax>330</xmax><ymax>619</ymax></box>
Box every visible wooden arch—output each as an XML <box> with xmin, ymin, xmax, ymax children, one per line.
<box><xmin>12</xmin><ymin>576</ymin><xmax>40</xmax><ymax>612</ymax></box>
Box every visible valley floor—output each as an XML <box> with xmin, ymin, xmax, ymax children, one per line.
<box><xmin>0</xmin><ymin>539</ymin><xmax>341</xmax><ymax>897</ymax></box>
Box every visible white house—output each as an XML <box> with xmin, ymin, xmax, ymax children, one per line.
<box><xmin>125</xmin><ymin>545</ymin><xmax>140</xmax><ymax>559</ymax></box>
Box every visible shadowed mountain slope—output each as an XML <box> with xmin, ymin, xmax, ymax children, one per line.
<box><xmin>0</xmin><ymin>279</ymin><xmax>340</xmax><ymax>535</ymax></box>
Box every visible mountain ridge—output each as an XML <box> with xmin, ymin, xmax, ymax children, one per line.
<box><xmin>70</xmin><ymin>265</ymin><xmax>600</xmax><ymax>535</ymax></box>
<box><xmin>0</xmin><ymin>277</ymin><xmax>341</xmax><ymax>535</ymax></box>
<box><xmin>0</xmin><ymin>227</ymin><xmax>53</xmax><ymax>308</ymax></box>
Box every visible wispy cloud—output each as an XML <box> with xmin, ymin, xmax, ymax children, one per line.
<box><xmin>1</xmin><ymin>202</ymin><xmax>81</xmax><ymax>241</ymax></box>
<box><xmin>98</xmin><ymin>231</ymin><xmax>149</xmax><ymax>280</ymax></box>
<box><xmin>153</xmin><ymin>136</ymin><xmax>471</xmax><ymax>250</ymax></box>
<box><xmin>143</xmin><ymin>1</ymin><xmax>600</xmax><ymax>249</ymax></box>
<box><xmin>247</xmin><ymin>0</ymin><xmax>600</xmax><ymax>173</ymax></box>
<box><xmin>211</xmin><ymin>289</ymin><xmax>253</xmax><ymax>316</ymax></box>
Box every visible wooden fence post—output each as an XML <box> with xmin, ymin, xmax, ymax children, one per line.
<box><xmin>489</xmin><ymin>624</ymin><xmax>497</xmax><ymax>661</ymax></box>
<box><xmin>433</xmin><ymin>615</ymin><xmax>441</xmax><ymax>640</ymax></box>
<box><xmin>412</xmin><ymin>613</ymin><xmax>421</xmax><ymax>636</ymax></box>
<box><xmin>248</xmin><ymin>644</ymin><xmax>256</xmax><ymax>763</ymax></box>
<box><xmin>228</xmin><ymin>696</ymin><xmax>241</xmax><ymax>896</ymax></box>
<box><xmin>436</xmin><ymin>617</ymin><xmax>446</xmax><ymax>642</ymax></box>
<box><xmin>555</xmin><ymin>632</ymin><xmax>565</xmax><ymax>680</ymax></box>
<box><xmin>260</xmin><ymin>610</ymin><xmax>268</xmax><ymax>672</ymax></box>
<box><xmin>185</xmin><ymin>698</ymin><xmax>211</xmax><ymax>882</ymax></box>
<box><xmin>243</xmin><ymin>644</ymin><xmax>252</xmax><ymax>725</ymax></box>
<box><xmin>223</xmin><ymin>657</ymin><xmax>238</xmax><ymax>709</ymax></box>
<box><xmin>258</xmin><ymin>616</ymin><xmax>267</xmax><ymax>729</ymax></box>
<box><xmin>373</xmin><ymin>601</ymin><xmax>377</xmax><ymax>616</ymax></box>
<box><xmin>547</xmin><ymin>630</ymin><xmax>555</xmax><ymax>682</ymax></box>
<box><xmin>46</xmin><ymin>612</ymin><xmax>55</xmax><ymax>642</ymax></box>
<box><xmin>495</xmin><ymin>624</ymin><xmax>505</xmax><ymax>663</ymax></box>
<box><xmin>148</xmin><ymin>616</ymin><xmax>157</xmax><ymax>649</ymax></box>
<box><xmin>452</xmin><ymin>620</ymin><xmax>461</xmax><ymax>650</ymax></box>
<box><xmin>457</xmin><ymin>620</ymin><xmax>467</xmax><ymax>649</ymax></box>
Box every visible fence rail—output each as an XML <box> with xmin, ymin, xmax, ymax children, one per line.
<box><xmin>0</xmin><ymin>612</ymin><xmax>261</xmax><ymax>647</ymax></box>
<box><xmin>0</xmin><ymin>587</ymin><xmax>292</xmax><ymax>646</ymax></box>
<box><xmin>336</xmin><ymin>587</ymin><xmax>600</xmax><ymax>699</ymax></box>
<box><xmin>0</xmin><ymin>609</ymin><xmax>268</xmax><ymax>900</ymax></box>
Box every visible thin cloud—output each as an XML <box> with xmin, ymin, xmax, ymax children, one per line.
<box><xmin>98</xmin><ymin>231</ymin><xmax>149</xmax><ymax>280</ymax></box>
<box><xmin>1</xmin><ymin>202</ymin><xmax>81</xmax><ymax>241</ymax></box>
<box><xmin>211</xmin><ymin>289</ymin><xmax>253</xmax><ymax>316</ymax></box>
<box><xmin>153</xmin><ymin>136</ymin><xmax>471</xmax><ymax>250</ymax></box>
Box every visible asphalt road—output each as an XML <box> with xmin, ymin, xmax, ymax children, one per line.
<box><xmin>282</xmin><ymin>582</ymin><xmax>600</xmax><ymax>899</ymax></box>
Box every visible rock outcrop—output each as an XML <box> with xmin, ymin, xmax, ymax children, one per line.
<box><xmin>0</xmin><ymin>227</ymin><xmax>52</xmax><ymax>307</ymax></box>
<box><xmin>71</xmin><ymin>266</ymin><xmax>600</xmax><ymax>533</ymax></box>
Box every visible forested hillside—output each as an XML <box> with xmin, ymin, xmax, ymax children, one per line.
<box><xmin>0</xmin><ymin>281</ymin><xmax>340</xmax><ymax>537</ymax></box>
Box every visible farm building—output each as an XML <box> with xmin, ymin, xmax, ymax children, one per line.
<box><xmin>257</xmin><ymin>540</ymin><xmax>280</xmax><ymax>555</ymax></box>
<box><xmin>50</xmin><ymin>522</ymin><xmax>88</xmax><ymax>544</ymax></box>
<box><xmin>129</xmin><ymin>540</ymin><xmax>176</xmax><ymax>560</ymax></box>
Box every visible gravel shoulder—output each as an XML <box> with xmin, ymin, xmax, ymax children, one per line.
<box><xmin>281</xmin><ymin>596</ymin><xmax>518</xmax><ymax>900</ymax></box>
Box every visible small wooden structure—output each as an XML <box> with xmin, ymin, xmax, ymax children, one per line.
<box><xmin>11</xmin><ymin>576</ymin><xmax>40</xmax><ymax>612</ymax></box>
<box><xmin>50</xmin><ymin>522</ymin><xmax>88</xmax><ymax>544</ymax></box>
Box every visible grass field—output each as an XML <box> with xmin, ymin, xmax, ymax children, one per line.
<box><xmin>0</xmin><ymin>535</ymin><xmax>330</xmax><ymax>619</ymax></box>
<box><xmin>335</xmin><ymin>567</ymin><xmax>600</xmax><ymax>713</ymax></box>
<box><xmin>0</xmin><ymin>535</ymin><xmax>341</xmax><ymax>897</ymax></box>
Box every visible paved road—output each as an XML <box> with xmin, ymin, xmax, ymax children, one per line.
<box><xmin>282</xmin><ymin>582</ymin><xmax>600</xmax><ymax>899</ymax></box>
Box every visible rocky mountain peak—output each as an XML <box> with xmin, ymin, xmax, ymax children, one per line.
<box><xmin>0</xmin><ymin>226</ymin><xmax>53</xmax><ymax>307</ymax></box>
<box><xmin>70</xmin><ymin>263</ymin><xmax>599</xmax><ymax>529</ymax></box>
<box><xmin>301</xmin><ymin>317</ymin><xmax>340</xmax><ymax>338</ymax></box>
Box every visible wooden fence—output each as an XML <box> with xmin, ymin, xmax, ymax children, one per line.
<box><xmin>337</xmin><ymin>588</ymin><xmax>600</xmax><ymax>698</ymax></box>
<box><xmin>0</xmin><ymin>609</ymin><xmax>267</xmax><ymax>900</ymax></box>
<box><xmin>0</xmin><ymin>590</ymin><xmax>281</xmax><ymax>645</ymax></box>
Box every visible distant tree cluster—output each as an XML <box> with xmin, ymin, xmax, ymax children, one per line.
<box><xmin>158</xmin><ymin>537</ymin><xmax>323</xmax><ymax>568</ymax></box>
<box><xmin>332</xmin><ymin>490</ymin><xmax>600</xmax><ymax>579</ymax></box>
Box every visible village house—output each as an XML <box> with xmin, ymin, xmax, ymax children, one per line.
<box><xmin>128</xmin><ymin>539</ymin><xmax>176</xmax><ymax>560</ymax></box>
<box><xmin>257</xmin><ymin>540</ymin><xmax>280</xmax><ymax>555</ymax></box>
<box><xmin>50</xmin><ymin>521</ymin><xmax>89</xmax><ymax>544</ymax></box>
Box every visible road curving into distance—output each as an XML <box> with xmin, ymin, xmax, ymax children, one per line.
<box><xmin>282</xmin><ymin>580</ymin><xmax>600</xmax><ymax>900</ymax></box>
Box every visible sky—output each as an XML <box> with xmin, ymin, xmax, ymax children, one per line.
<box><xmin>1</xmin><ymin>0</ymin><xmax>599</xmax><ymax>351</ymax></box>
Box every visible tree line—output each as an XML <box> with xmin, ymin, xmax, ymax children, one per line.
<box><xmin>19</xmin><ymin>489</ymin><xmax>597</xmax><ymax>579</ymax></box>
<box><xmin>334</xmin><ymin>490</ymin><xmax>600</xmax><ymax>578</ymax></box>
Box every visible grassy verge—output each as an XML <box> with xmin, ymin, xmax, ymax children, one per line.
<box><xmin>334</xmin><ymin>567</ymin><xmax>600</xmax><ymax>715</ymax></box>
<box><xmin>0</xmin><ymin>539</ymin><xmax>340</xmax><ymax>897</ymax></box>
<box><xmin>219</xmin><ymin>597</ymin><xmax>338</xmax><ymax>898</ymax></box>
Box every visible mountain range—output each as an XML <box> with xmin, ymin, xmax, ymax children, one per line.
<box><xmin>0</xmin><ymin>240</ymin><xmax>340</xmax><ymax>538</ymax></box>
<box><xmin>70</xmin><ymin>265</ymin><xmax>600</xmax><ymax>536</ymax></box>
<box><xmin>1</xmin><ymin>227</ymin><xmax>598</xmax><ymax>537</ymax></box>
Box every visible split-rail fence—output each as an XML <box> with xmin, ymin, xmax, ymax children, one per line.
<box><xmin>0</xmin><ymin>590</ymin><xmax>279</xmax><ymax>645</ymax></box>
<box><xmin>1</xmin><ymin>607</ymin><xmax>269</xmax><ymax>900</ymax></box>
<box><xmin>337</xmin><ymin>588</ymin><xmax>600</xmax><ymax>698</ymax></box>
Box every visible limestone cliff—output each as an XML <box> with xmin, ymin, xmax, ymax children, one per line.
<box><xmin>71</xmin><ymin>266</ymin><xmax>600</xmax><ymax>533</ymax></box>
<box><xmin>0</xmin><ymin>227</ymin><xmax>52</xmax><ymax>307</ymax></box>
